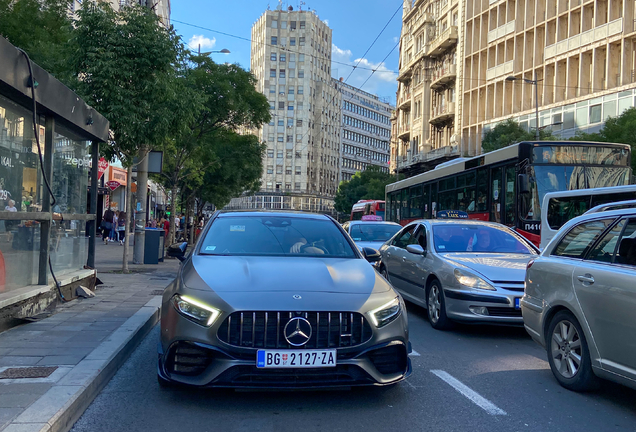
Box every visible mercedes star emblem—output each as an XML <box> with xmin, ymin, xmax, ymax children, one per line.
<box><xmin>293</xmin><ymin>294</ymin><xmax>302</xmax><ymax>300</ymax></box>
<box><xmin>284</xmin><ymin>317</ymin><xmax>312</xmax><ymax>346</ymax></box>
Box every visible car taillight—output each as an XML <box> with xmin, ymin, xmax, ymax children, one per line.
<box><xmin>526</xmin><ymin>259</ymin><xmax>535</xmax><ymax>271</ymax></box>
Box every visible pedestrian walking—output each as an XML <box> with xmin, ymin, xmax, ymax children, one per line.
<box><xmin>110</xmin><ymin>211</ymin><xmax>119</xmax><ymax>242</ymax></box>
<box><xmin>101</xmin><ymin>209</ymin><xmax>114</xmax><ymax>244</ymax></box>
<box><xmin>117</xmin><ymin>211</ymin><xmax>127</xmax><ymax>245</ymax></box>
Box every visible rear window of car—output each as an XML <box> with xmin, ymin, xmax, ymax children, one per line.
<box><xmin>350</xmin><ymin>224</ymin><xmax>400</xmax><ymax>242</ymax></box>
<box><xmin>199</xmin><ymin>216</ymin><xmax>357</xmax><ymax>258</ymax></box>
<box><xmin>552</xmin><ymin>218</ymin><xmax>616</xmax><ymax>258</ymax></box>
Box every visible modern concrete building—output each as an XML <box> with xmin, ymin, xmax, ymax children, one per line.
<box><xmin>393</xmin><ymin>0</ymin><xmax>636</xmax><ymax>177</ymax></box>
<box><xmin>336</xmin><ymin>79</ymin><xmax>392</xmax><ymax>182</ymax></box>
<box><xmin>226</xmin><ymin>6</ymin><xmax>340</xmax><ymax>213</ymax></box>
<box><xmin>392</xmin><ymin>0</ymin><xmax>463</xmax><ymax>178</ymax></box>
<box><xmin>462</xmin><ymin>0</ymin><xmax>636</xmax><ymax>149</ymax></box>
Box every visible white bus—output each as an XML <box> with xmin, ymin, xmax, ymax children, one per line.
<box><xmin>540</xmin><ymin>184</ymin><xmax>636</xmax><ymax>248</ymax></box>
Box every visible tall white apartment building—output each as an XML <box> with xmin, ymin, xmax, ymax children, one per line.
<box><xmin>227</xmin><ymin>6</ymin><xmax>341</xmax><ymax>213</ymax></box>
<box><xmin>336</xmin><ymin>79</ymin><xmax>393</xmax><ymax>181</ymax></box>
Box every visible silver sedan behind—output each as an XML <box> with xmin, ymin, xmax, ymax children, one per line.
<box><xmin>378</xmin><ymin>220</ymin><xmax>538</xmax><ymax>330</ymax></box>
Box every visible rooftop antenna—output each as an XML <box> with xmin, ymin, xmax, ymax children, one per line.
<box><xmin>299</xmin><ymin>1</ymin><xmax>305</xmax><ymax>11</ymax></box>
<box><xmin>276</xmin><ymin>0</ymin><xmax>282</xmax><ymax>10</ymax></box>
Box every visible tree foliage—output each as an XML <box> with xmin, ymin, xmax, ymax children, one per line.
<box><xmin>481</xmin><ymin>119</ymin><xmax>554</xmax><ymax>153</ymax></box>
<box><xmin>570</xmin><ymin>107</ymin><xmax>636</xmax><ymax>171</ymax></box>
<box><xmin>71</xmin><ymin>2</ymin><xmax>192</xmax><ymax>165</ymax></box>
<box><xmin>334</xmin><ymin>166</ymin><xmax>395</xmax><ymax>215</ymax></box>
<box><xmin>0</xmin><ymin>0</ymin><xmax>75</xmax><ymax>83</ymax></box>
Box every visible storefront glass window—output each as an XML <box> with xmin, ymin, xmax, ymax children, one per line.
<box><xmin>0</xmin><ymin>94</ymin><xmax>45</xmax><ymax>213</ymax></box>
<box><xmin>52</xmin><ymin>125</ymin><xmax>90</xmax><ymax>214</ymax></box>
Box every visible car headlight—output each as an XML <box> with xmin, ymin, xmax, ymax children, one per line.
<box><xmin>453</xmin><ymin>268</ymin><xmax>495</xmax><ymax>291</ymax></box>
<box><xmin>367</xmin><ymin>297</ymin><xmax>402</xmax><ymax>328</ymax></box>
<box><xmin>172</xmin><ymin>294</ymin><xmax>221</xmax><ymax>327</ymax></box>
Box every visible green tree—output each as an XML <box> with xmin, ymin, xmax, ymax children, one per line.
<box><xmin>570</xmin><ymin>107</ymin><xmax>636</xmax><ymax>171</ymax></box>
<box><xmin>481</xmin><ymin>119</ymin><xmax>554</xmax><ymax>153</ymax></box>
<box><xmin>155</xmin><ymin>55</ymin><xmax>270</xmax><ymax>244</ymax></box>
<box><xmin>334</xmin><ymin>166</ymin><xmax>394</xmax><ymax>216</ymax></box>
<box><xmin>71</xmin><ymin>2</ymin><xmax>193</xmax><ymax>271</ymax></box>
<box><xmin>0</xmin><ymin>0</ymin><xmax>74</xmax><ymax>83</ymax></box>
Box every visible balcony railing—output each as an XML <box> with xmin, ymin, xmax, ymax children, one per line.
<box><xmin>487</xmin><ymin>20</ymin><xmax>515</xmax><ymax>43</ymax></box>
<box><xmin>427</xmin><ymin>26</ymin><xmax>458</xmax><ymax>57</ymax></box>
<box><xmin>429</xmin><ymin>102</ymin><xmax>455</xmax><ymax>125</ymax></box>
<box><xmin>397</xmin><ymin>93</ymin><xmax>411</xmax><ymax>109</ymax></box>
<box><xmin>485</xmin><ymin>60</ymin><xmax>514</xmax><ymax>81</ymax></box>
<box><xmin>430</xmin><ymin>64</ymin><xmax>457</xmax><ymax>89</ymax></box>
<box><xmin>545</xmin><ymin>18</ymin><xmax>623</xmax><ymax>60</ymax></box>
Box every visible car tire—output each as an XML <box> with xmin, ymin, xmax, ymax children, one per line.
<box><xmin>426</xmin><ymin>279</ymin><xmax>452</xmax><ymax>330</ymax></box>
<box><xmin>546</xmin><ymin>310</ymin><xmax>600</xmax><ymax>392</ymax></box>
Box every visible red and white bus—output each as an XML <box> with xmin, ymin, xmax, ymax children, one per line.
<box><xmin>385</xmin><ymin>141</ymin><xmax>632</xmax><ymax>246</ymax></box>
<box><xmin>350</xmin><ymin>200</ymin><xmax>386</xmax><ymax>221</ymax></box>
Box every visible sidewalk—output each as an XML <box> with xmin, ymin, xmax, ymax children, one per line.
<box><xmin>0</xmin><ymin>242</ymin><xmax>180</xmax><ymax>432</ymax></box>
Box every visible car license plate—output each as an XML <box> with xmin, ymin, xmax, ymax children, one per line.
<box><xmin>515</xmin><ymin>298</ymin><xmax>521</xmax><ymax>309</ymax></box>
<box><xmin>256</xmin><ymin>350</ymin><xmax>336</xmax><ymax>368</ymax></box>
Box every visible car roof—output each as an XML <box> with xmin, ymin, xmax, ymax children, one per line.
<box><xmin>348</xmin><ymin>220</ymin><xmax>400</xmax><ymax>226</ymax></box>
<box><xmin>217</xmin><ymin>210</ymin><xmax>331</xmax><ymax>220</ymax></box>
<box><xmin>412</xmin><ymin>219</ymin><xmax>509</xmax><ymax>227</ymax></box>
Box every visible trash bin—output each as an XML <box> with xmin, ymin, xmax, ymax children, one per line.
<box><xmin>143</xmin><ymin>228</ymin><xmax>165</xmax><ymax>264</ymax></box>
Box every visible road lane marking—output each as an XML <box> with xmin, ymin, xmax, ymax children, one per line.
<box><xmin>430</xmin><ymin>370</ymin><xmax>507</xmax><ymax>416</ymax></box>
<box><xmin>409</xmin><ymin>350</ymin><xmax>420</xmax><ymax>357</ymax></box>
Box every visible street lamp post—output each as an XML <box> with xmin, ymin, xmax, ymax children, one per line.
<box><xmin>506</xmin><ymin>72</ymin><xmax>543</xmax><ymax>141</ymax></box>
<box><xmin>197</xmin><ymin>44</ymin><xmax>231</xmax><ymax>56</ymax></box>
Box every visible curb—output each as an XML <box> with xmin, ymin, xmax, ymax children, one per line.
<box><xmin>3</xmin><ymin>297</ymin><xmax>162</xmax><ymax>432</ymax></box>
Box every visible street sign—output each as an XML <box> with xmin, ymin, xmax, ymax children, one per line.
<box><xmin>106</xmin><ymin>180</ymin><xmax>121</xmax><ymax>191</ymax></box>
<box><xmin>98</xmin><ymin>157</ymin><xmax>109</xmax><ymax>180</ymax></box>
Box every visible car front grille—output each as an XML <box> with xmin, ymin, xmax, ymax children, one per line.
<box><xmin>486</xmin><ymin>307</ymin><xmax>523</xmax><ymax>317</ymax></box>
<box><xmin>217</xmin><ymin>311</ymin><xmax>373</xmax><ymax>349</ymax></box>
<box><xmin>165</xmin><ymin>342</ymin><xmax>216</xmax><ymax>376</ymax></box>
<box><xmin>491</xmin><ymin>281</ymin><xmax>525</xmax><ymax>292</ymax></box>
<box><xmin>367</xmin><ymin>344</ymin><xmax>408</xmax><ymax>375</ymax></box>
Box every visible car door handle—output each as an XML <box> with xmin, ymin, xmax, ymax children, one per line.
<box><xmin>577</xmin><ymin>274</ymin><xmax>595</xmax><ymax>284</ymax></box>
<box><xmin>387</xmin><ymin>252</ymin><xmax>391</xmax><ymax>257</ymax></box>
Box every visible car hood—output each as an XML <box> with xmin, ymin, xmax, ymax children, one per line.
<box><xmin>440</xmin><ymin>253</ymin><xmax>534</xmax><ymax>282</ymax></box>
<box><xmin>183</xmin><ymin>255</ymin><xmax>390</xmax><ymax>295</ymax></box>
<box><xmin>355</xmin><ymin>241</ymin><xmax>385</xmax><ymax>251</ymax></box>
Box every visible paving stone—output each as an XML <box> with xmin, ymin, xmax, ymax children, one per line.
<box><xmin>0</xmin><ymin>407</ymin><xmax>23</xmax><ymax>429</ymax></box>
<box><xmin>0</xmin><ymin>357</ymin><xmax>44</xmax><ymax>367</ymax></box>
<box><xmin>0</xmin><ymin>393</ymin><xmax>42</xmax><ymax>409</ymax></box>
<box><xmin>36</xmin><ymin>355</ymin><xmax>86</xmax><ymax>366</ymax></box>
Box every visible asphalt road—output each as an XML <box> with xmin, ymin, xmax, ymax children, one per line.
<box><xmin>71</xmin><ymin>303</ymin><xmax>636</xmax><ymax>432</ymax></box>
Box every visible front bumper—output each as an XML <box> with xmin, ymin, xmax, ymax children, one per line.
<box><xmin>158</xmin><ymin>299</ymin><xmax>411</xmax><ymax>388</ymax></box>
<box><xmin>444</xmin><ymin>288</ymin><xmax>524</xmax><ymax>324</ymax></box>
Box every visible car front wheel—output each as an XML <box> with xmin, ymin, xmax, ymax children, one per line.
<box><xmin>546</xmin><ymin>310</ymin><xmax>599</xmax><ymax>392</ymax></box>
<box><xmin>427</xmin><ymin>279</ymin><xmax>451</xmax><ymax>330</ymax></box>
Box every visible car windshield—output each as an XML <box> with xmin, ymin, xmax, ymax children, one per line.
<box><xmin>350</xmin><ymin>224</ymin><xmax>401</xmax><ymax>242</ymax></box>
<box><xmin>432</xmin><ymin>224</ymin><xmax>534</xmax><ymax>254</ymax></box>
<box><xmin>199</xmin><ymin>216</ymin><xmax>357</xmax><ymax>258</ymax></box>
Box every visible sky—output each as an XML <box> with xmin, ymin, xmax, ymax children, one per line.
<box><xmin>171</xmin><ymin>0</ymin><xmax>403</xmax><ymax>105</ymax></box>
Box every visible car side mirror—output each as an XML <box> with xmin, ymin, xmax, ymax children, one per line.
<box><xmin>361</xmin><ymin>247</ymin><xmax>381</xmax><ymax>263</ymax></box>
<box><xmin>518</xmin><ymin>174</ymin><xmax>530</xmax><ymax>195</ymax></box>
<box><xmin>406</xmin><ymin>244</ymin><xmax>426</xmax><ymax>256</ymax></box>
<box><xmin>167</xmin><ymin>242</ymin><xmax>188</xmax><ymax>262</ymax></box>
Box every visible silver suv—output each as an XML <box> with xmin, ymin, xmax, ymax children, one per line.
<box><xmin>522</xmin><ymin>207</ymin><xmax>636</xmax><ymax>391</ymax></box>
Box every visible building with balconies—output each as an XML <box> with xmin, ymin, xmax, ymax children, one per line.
<box><xmin>461</xmin><ymin>0</ymin><xmax>636</xmax><ymax>152</ymax></box>
<box><xmin>393</xmin><ymin>0</ymin><xmax>463</xmax><ymax>178</ymax></box>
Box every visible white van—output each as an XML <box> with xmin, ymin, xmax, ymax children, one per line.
<box><xmin>540</xmin><ymin>185</ymin><xmax>636</xmax><ymax>249</ymax></box>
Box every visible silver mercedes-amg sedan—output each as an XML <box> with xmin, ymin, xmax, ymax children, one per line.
<box><xmin>158</xmin><ymin>211</ymin><xmax>411</xmax><ymax>389</ymax></box>
<box><xmin>378</xmin><ymin>220</ymin><xmax>538</xmax><ymax>330</ymax></box>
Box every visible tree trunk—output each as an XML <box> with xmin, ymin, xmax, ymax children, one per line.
<box><xmin>169</xmin><ymin>183</ymin><xmax>178</xmax><ymax>246</ymax></box>
<box><xmin>122</xmin><ymin>164</ymin><xmax>133</xmax><ymax>273</ymax></box>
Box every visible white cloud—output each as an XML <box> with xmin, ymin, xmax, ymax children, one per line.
<box><xmin>323</xmin><ymin>19</ymin><xmax>329</xmax><ymax>26</ymax></box>
<box><xmin>393</xmin><ymin>36</ymin><xmax>399</xmax><ymax>43</ymax></box>
<box><xmin>331</xmin><ymin>44</ymin><xmax>397</xmax><ymax>96</ymax></box>
<box><xmin>188</xmin><ymin>35</ymin><xmax>216</xmax><ymax>51</ymax></box>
